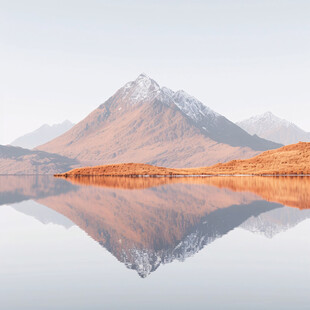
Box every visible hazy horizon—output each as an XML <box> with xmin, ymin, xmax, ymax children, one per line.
<box><xmin>1</xmin><ymin>0</ymin><xmax>310</xmax><ymax>145</ymax></box>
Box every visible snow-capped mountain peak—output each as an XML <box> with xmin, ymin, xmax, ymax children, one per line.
<box><xmin>118</xmin><ymin>74</ymin><xmax>219</xmax><ymax>125</ymax></box>
<box><xmin>237</xmin><ymin>111</ymin><xmax>310</xmax><ymax>145</ymax></box>
<box><xmin>121</xmin><ymin>73</ymin><xmax>161</xmax><ymax>104</ymax></box>
<box><xmin>244</xmin><ymin>111</ymin><xmax>292</xmax><ymax>128</ymax></box>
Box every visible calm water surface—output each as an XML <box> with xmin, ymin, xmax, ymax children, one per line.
<box><xmin>0</xmin><ymin>176</ymin><xmax>309</xmax><ymax>310</ymax></box>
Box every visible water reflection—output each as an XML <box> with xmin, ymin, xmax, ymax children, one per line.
<box><xmin>65</xmin><ymin>175</ymin><xmax>310</xmax><ymax>209</ymax></box>
<box><xmin>1</xmin><ymin>176</ymin><xmax>310</xmax><ymax>278</ymax></box>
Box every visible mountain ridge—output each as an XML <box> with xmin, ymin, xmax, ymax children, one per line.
<box><xmin>237</xmin><ymin>111</ymin><xmax>310</xmax><ymax>145</ymax></box>
<box><xmin>11</xmin><ymin>120</ymin><xmax>74</xmax><ymax>149</ymax></box>
<box><xmin>37</xmin><ymin>74</ymin><xmax>281</xmax><ymax>168</ymax></box>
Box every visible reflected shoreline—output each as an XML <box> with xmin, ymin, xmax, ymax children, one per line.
<box><xmin>1</xmin><ymin>175</ymin><xmax>310</xmax><ymax>277</ymax></box>
<box><xmin>60</xmin><ymin>175</ymin><xmax>310</xmax><ymax>209</ymax></box>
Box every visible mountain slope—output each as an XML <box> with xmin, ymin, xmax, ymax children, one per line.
<box><xmin>11</xmin><ymin>120</ymin><xmax>74</xmax><ymax>149</ymax></box>
<box><xmin>58</xmin><ymin>142</ymin><xmax>310</xmax><ymax>179</ymax></box>
<box><xmin>11</xmin><ymin>200</ymin><xmax>74</xmax><ymax>229</ymax></box>
<box><xmin>2</xmin><ymin>175</ymin><xmax>307</xmax><ymax>277</ymax></box>
<box><xmin>241</xmin><ymin>207</ymin><xmax>310</xmax><ymax>238</ymax></box>
<box><xmin>237</xmin><ymin>112</ymin><xmax>310</xmax><ymax>145</ymax></box>
<box><xmin>0</xmin><ymin>145</ymin><xmax>78</xmax><ymax>174</ymax></box>
<box><xmin>37</xmin><ymin>180</ymin><xmax>274</xmax><ymax>277</ymax></box>
<box><xmin>0</xmin><ymin>175</ymin><xmax>77</xmax><ymax>205</ymax></box>
<box><xmin>170</xmin><ymin>90</ymin><xmax>280</xmax><ymax>150</ymax></box>
<box><xmin>37</xmin><ymin>74</ymin><xmax>281</xmax><ymax>168</ymax></box>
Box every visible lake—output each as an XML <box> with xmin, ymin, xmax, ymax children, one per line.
<box><xmin>0</xmin><ymin>176</ymin><xmax>309</xmax><ymax>310</ymax></box>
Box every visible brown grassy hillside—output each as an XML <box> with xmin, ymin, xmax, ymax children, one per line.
<box><xmin>55</xmin><ymin>142</ymin><xmax>310</xmax><ymax>176</ymax></box>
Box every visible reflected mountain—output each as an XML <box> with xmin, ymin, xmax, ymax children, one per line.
<box><xmin>0</xmin><ymin>175</ymin><xmax>76</xmax><ymax>206</ymax></box>
<box><xmin>11</xmin><ymin>200</ymin><xmax>74</xmax><ymax>229</ymax></box>
<box><xmin>1</xmin><ymin>176</ymin><xmax>310</xmax><ymax>277</ymax></box>
<box><xmin>241</xmin><ymin>207</ymin><xmax>310</xmax><ymax>238</ymax></box>
<box><xmin>65</xmin><ymin>175</ymin><xmax>310</xmax><ymax>209</ymax></box>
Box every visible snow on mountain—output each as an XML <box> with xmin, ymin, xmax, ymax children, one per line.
<box><xmin>118</xmin><ymin>73</ymin><xmax>161</xmax><ymax>105</ymax></box>
<box><xmin>120</xmin><ymin>200</ymin><xmax>280</xmax><ymax>278</ymax></box>
<box><xmin>120</xmin><ymin>73</ymin><xmax>219</xmax><ymax>125</ymax></box>
<box><xmin>123</xmin><ymin>75</ymin><xmax>281</xmax><ymax>150</ymax></box>
<box><xmin>237</xmin><ymin>112</ymin><xmax>310</xmax><ymax>145</ymax></box>
<box><xmin>239</xmin><ymin>111</ymin><xmax>292</xmax><ymax>133</ymax></box>
<box><xmin>172</xmin><ymin>90</ymin><xmax>219</xmax><ymax>123</ymax></box>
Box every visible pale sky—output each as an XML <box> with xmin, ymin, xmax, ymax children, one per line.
<box><xmin>1</xmin><ymin>0</ymin><xmax>309</xmax><ymax>145</ymax></box>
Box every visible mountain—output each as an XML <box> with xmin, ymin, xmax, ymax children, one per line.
<box><xmin>2</xmin><ymin>175</ymin><xmax>308</xmax><ymax>277</ymax></box>
<box><xmin>11</xmin><ymin>120</ymin><xmax>74</xmax><ymax>149</ymax></box>
<box><xmin>64</xmin><ymin>174</ymin><xmax>310</xmax><ymax>210</ymax></box>
<box><xmin>56</xmin><ymin>142</ymin><xmax>310</xmax><ymax>177</ymax></box>
<box><xmin>0</xmin><ymin>145</ymin><xmax>78</xmax><ymax>174</ymax></box>
<box><xmin>196</xmin><ymin>142</ymin><xmax>310</xmax><ymax>176</ymax></box>
<box><xmin>237</xmin><ymin>112</ymin><xmax>310</xmax><ymax>145</ymax></box>
<box><xmin>37</xmin><ymin>74</ymin><xmax>281</xmax><ymax>168</ymax></box>
<box><xmin>37</xmin><ymin>176</ymin><xmax>309</xmax><ymax>277</ymax></box>
<box><xmin>0</xmin><ymin>175</ymin><xmax>77</xmax><ymax>206</ymax></box>
<box><xmin>36</xmin><ymin>179</ymin><xmax>277</xmax><ymax>277</ymax></box>
<box><xmin>11</xmin><ymin>200</ymin><xmax>74</xmax><ymax>228</ymax></box>
<box><xmin>241</xmin><ymin>207</ymin><xmax>310</xmax><ymax>238</ymax></box>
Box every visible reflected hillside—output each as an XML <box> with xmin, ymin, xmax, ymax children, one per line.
<box><xmin>36</xmin><ymin>180</ymin><xmax>278</xmax><ymax>277</ymax></box>
<box><xmin>64</xmin><ymin>175</ymin><xmax>310</xmax><ymax>209</ymax></box>
<box><xmin>241</xmin><ymin>206</ymin><xmax>310</xmax><ymax>238</ymax></box>
<box><xmin>65</xmin><ymin>175</ymin><xmax>189</xmax><ymax>189</ymax></box>
<box><xmin>0</xmin><ymin>175</ymin><xmax>76</xmax><ymax>206</ymax></box>
<box><xmin>1</xmin><ymin>175</ymin><xmax>310</xmax><ymax>277</ymax></box>
<box><xmin>11</xmin><ymin>200</ymin><xmax>74</xmax><ymax>229</ymax></box>
<box><xmin>202</xmin><ymin>176</ymin><xmax>310</xmax><ymax>209</ymax></box>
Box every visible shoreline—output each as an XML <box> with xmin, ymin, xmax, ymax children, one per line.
<box><xmin>54</xmin><ymin>173</ymin><xmax>310</xmax><ymax>178</ymax></box>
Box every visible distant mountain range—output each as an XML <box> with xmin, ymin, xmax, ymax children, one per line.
<box><xmin>237</xmin><ymin>112</ymin><xmax>310</xmax><ymax>145</ymax></box>
<box><xmin>11</xmin><ymin>120</ymin><xmax>74</xmax><ymax>149</ymax></box>
<box><xmin>37</xmin><ymin>74</ymin><xmax>280</xmax><ymax>168</ymax></box>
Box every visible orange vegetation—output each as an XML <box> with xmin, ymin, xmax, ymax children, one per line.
<box><xmin>203</xmin><ymin>176</ymin><xmax>310</xmax><ymax>210</ymax></box>
<box><xmin>55</xmin><ymin>142</ymin><xmax>310</xmax><ymax>176</ymax></box>
<box><xmin>62</xmin><ymin>175</ymin><xmax>310</xmax><ymax>209</ymax></box>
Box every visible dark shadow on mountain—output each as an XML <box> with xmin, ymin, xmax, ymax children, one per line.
<box><xmin>194</xmin><ymin>114</ymin><xmax>283</xmax><ymax>151</ymax></box>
